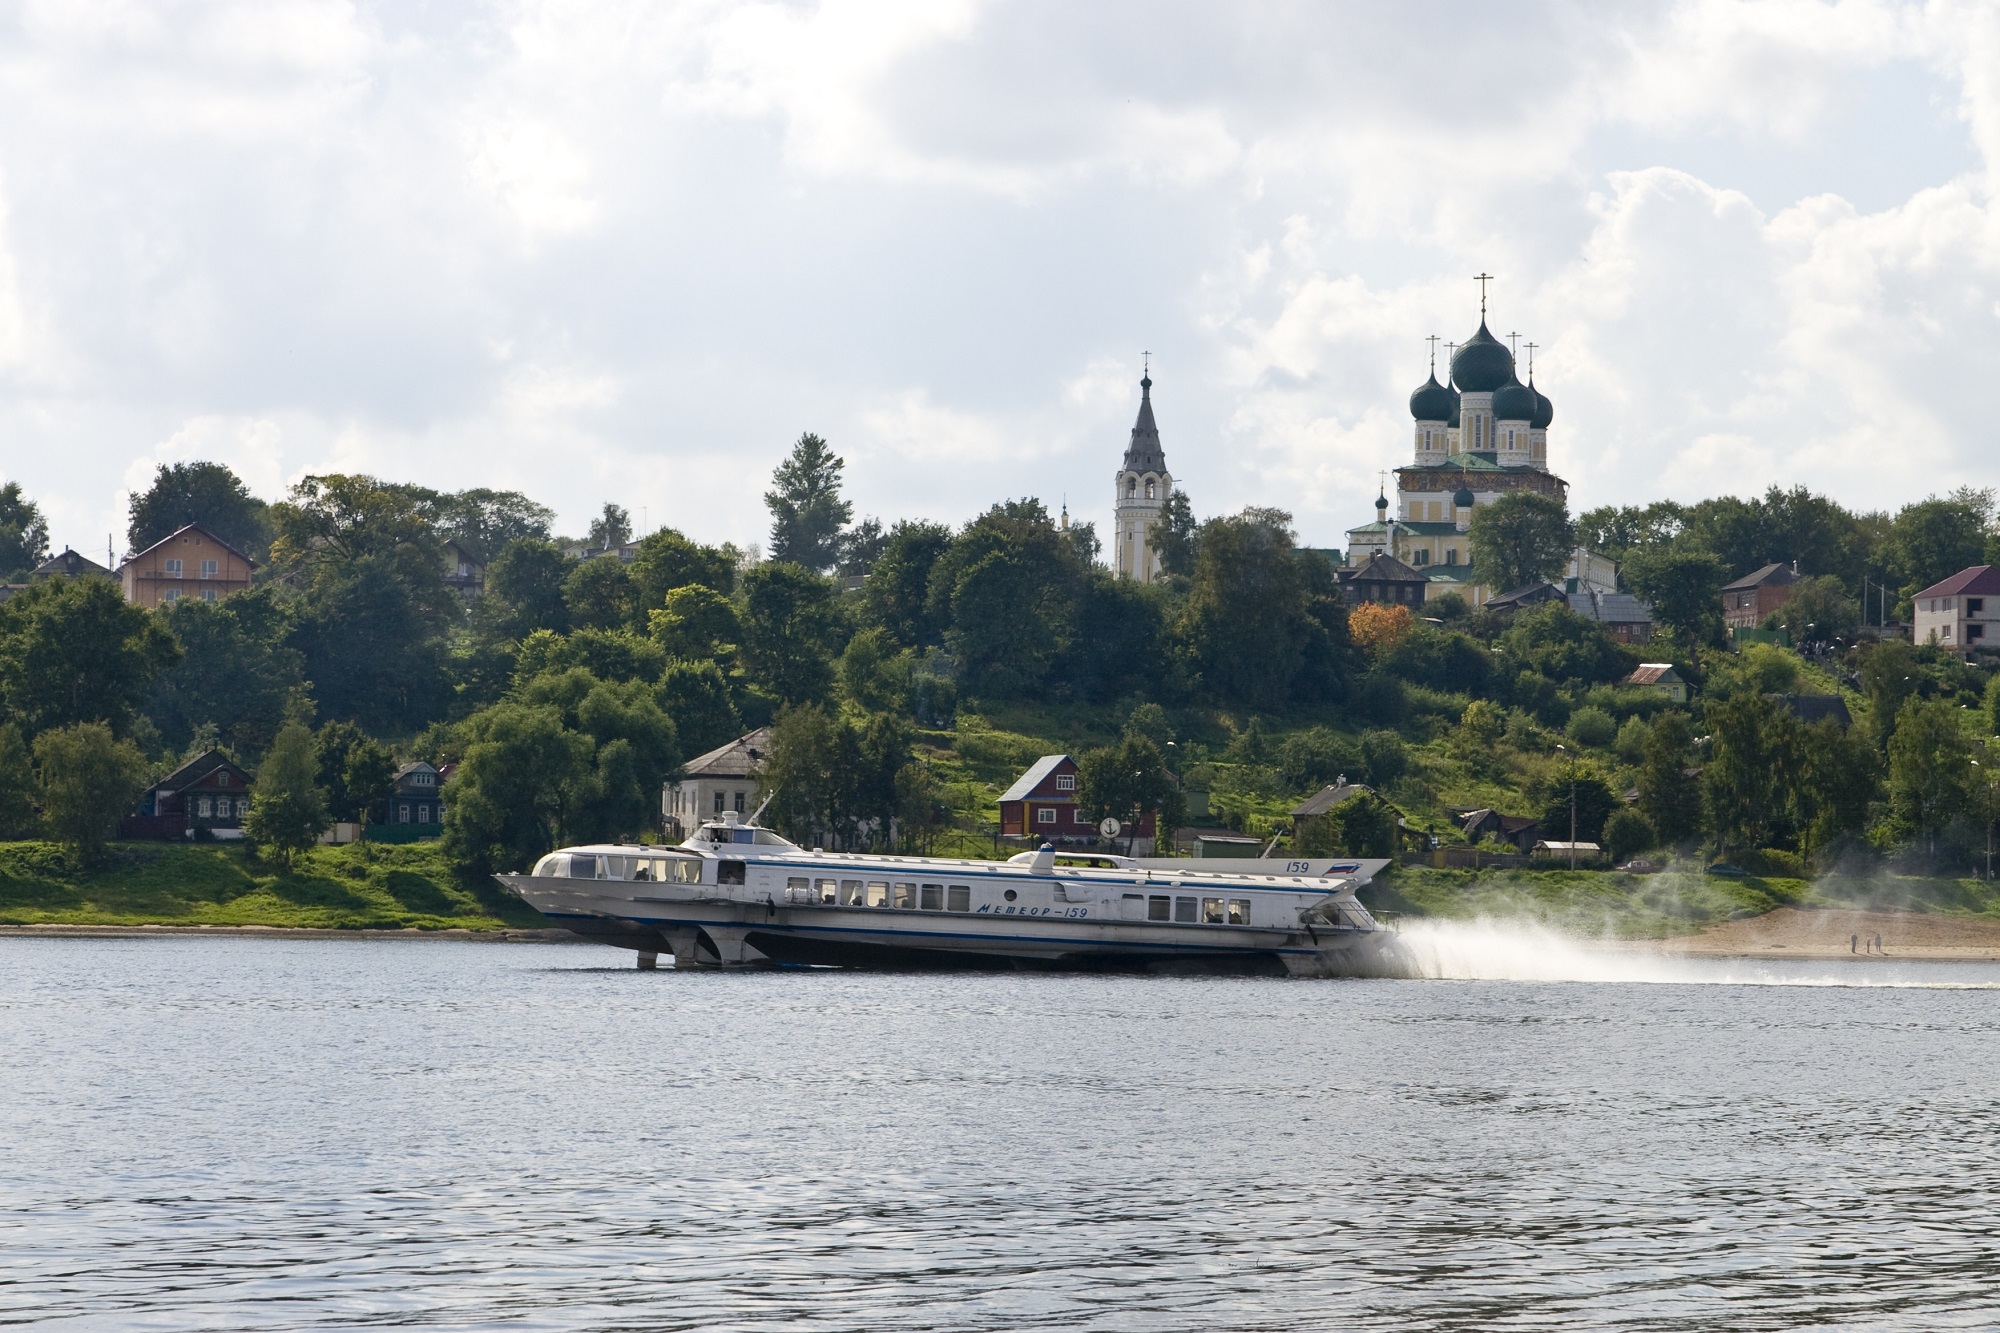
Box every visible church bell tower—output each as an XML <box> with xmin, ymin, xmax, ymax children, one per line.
<box><xmin>1114</xmin><ymin>364</ymin><xmax>1172</xmax><ymax>583</ymax></box>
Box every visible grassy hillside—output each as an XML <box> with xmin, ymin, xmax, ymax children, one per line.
<box><xmin>0</xmin><ymin>840</ymin><xmax>544</xmax><ymax>930</ymax></box>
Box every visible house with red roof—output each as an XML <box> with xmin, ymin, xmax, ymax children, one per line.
<box><xmin>997</xmin><ymin>754</ymin><xmax>1156</xmax><ymax>851</ymax></box>
<box><xmin>1912</xmin><ymin>566</ymin><xmax>2000</xmax><ymax>657</ymax></box>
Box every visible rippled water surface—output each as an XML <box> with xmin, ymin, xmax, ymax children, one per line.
<box><xmin>5</xmin><ymin>937</ymin><xmax>2000</xmax><ymax>1331</ymax></box>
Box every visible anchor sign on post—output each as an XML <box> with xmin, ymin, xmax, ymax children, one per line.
<box><xmin>1099</xmin><ymin>817</ymin><xmax>1123</xmax><ymax>838</ymax></box>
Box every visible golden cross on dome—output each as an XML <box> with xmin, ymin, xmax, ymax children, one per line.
<box><xmin>1474</xmin><ymin>272</ymin><xmax>1494</xmax><ymax>317</ymax></box>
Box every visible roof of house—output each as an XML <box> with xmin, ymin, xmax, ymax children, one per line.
<box><xmin>681</xmin><ymin>727</ymin><xmax>773</xmax><ymax>780</ymax></box>
<box><xmin>119</xmin><ymin>523</ymin><xmax>259</xmax><ymax>572</ymax></box>
<box><xmin>1291</xmin><ymin>782</ymin><xmax>1374</xmax><ymax>818</ymax></box>
<box><xmin>1912</xmin><ymin>565</ymin><xmax>2000</xmax><ymax>601</ymax></box>
<box><xmin>441</xmin><ymin>537</ymin><xmax>487</xmax><ymax>563</ymax></box>
<box><xmin>998</xmin><ymin>754</ymin><xmax>1074</xmax><ymax>804</ymax></box>
<box><xmin>1625</xmin><ymin>663</ymin><xmax>1683</xmax><ymax>687</ymax></box>
<box><xmin>1567</xmin><ymin>589</ymin><xmax>1654</xmax><ymax>624</ymax></box>
<box><xmin>1343</xmin><ymin>552</ymin><xmax>1428</xmax><ymax>584</ymax></box>
<box><xmin>34</xmin><ymin>548</ymin><xmax>112</xmax><ymax>579</ymax></box>
<box><xmin>1720</xmin><ymin>562</ymin><xmax>1799</xmax><ymax>592</ymax></box>
<box><xmin>1459</xmin><ymin>808</ymin><xmax>1540</xmax><ymax>834</ymax></box>
<box><xmin>145</xmin><ymin>748</ymin><xmax>250</xmax><ymax>794</ymax></box>
<box><xmin>1774</xmin><ymin>694</ymin><xmax>1853</xmax><ymax>727</ymax></box>
<box><xmin>393</xmin><ymin>761</ymin><xmax>438</xmax><ymax>780</ymax></box>
<box><xmin>1486</xmin><ymin>580</ymin><xmax>1565</xmax><ymax>612</ymax></box>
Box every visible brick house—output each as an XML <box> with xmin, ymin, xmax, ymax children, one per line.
<box><xmin>119</xmin><ymin>524</ymin><xmax>257</xmax><ymax>609</ymax></box>
<box><xmin>998</xmin><ymin>754</ymin><xmax>1156</xmax><ymax>851</ymax></box>
<box><xmin>126</xmin><ymin>750</ymin><xmax>254</xmax><ymax>839</ymax></box>
<box><xmin>1912</xmin><ymin>565</ymin><xmax>2000</xmax><ymax>656</ymax></box>
<box><xmin>1720</xmin><ymin>563</ymin><xmax>1799</xmax><ymax>631</ymax></box>
<box><xmin>389</xmin><ymin>762</ymin><xmax>446</xmax><ymax>830</ymax></box>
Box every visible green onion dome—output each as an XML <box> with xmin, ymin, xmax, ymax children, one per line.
<box><xmin>1450</xmin><ymin>321</ymin><xmax>1515</xmax><ymax>393</ymax></box>
<box><xmin>1409</xmin><ymin>373</ymin><xmax>1456</xmax><ymax>422</ymax></box>
<box><xmin>1530</xmin><ymin>377</ymin><xmax>1553</xmax><ymax>429</ymax></box>
<box><xmin>1454</xmin><ymin>486</ymin><xmax>1476</xmax><ymax>508</ymax></box>
<box><xmin>1492</xmin><ymin>376</ymin><xmax>1537</xmax><ymax>422</ymax></box>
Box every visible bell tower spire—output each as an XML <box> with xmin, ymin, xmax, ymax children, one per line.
<box><xmin>1114</xmin><ymin>358</ymin><xmax>1173</xmax><ymax>584</ymax></box>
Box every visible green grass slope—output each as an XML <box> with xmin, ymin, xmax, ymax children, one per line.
<box><xmin>0</xmin><ymin>841</ymin><xmax>544</xmax><ymax>930</ymax></box>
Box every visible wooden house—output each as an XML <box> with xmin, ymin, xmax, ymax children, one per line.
<box><xmin>389</xmin><ymin>762</ymin><xmax>446</xmax><ymax>830</ymax></box>
<box><xmin>125</xmin><ymin>749</ymin><xmax>254</xmax><ymax>839</ymax></box>
<box><xmin>998</xmin><ymin>754</ymin><xmax>1155</xmax><ymax>851</ymax></box>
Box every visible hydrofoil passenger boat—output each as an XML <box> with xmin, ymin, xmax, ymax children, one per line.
<box><xmin>497</xmin><ymin>812</ymin><xmax>1396</xmax><ymax>977</ymax></box>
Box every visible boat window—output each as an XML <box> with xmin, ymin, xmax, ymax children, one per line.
<box><xmin>601</xmin><ymin>856</ymin><xmax>629</xmax><ymax>880</ymax></box>
<box><xmin>1003</xmin><ymin>889</ymin><xmax>1018</xmax><ymax>902</ymax></box>
<box><xmin>532</xmin><ymin>854</ymin><xmax>564</xmax><ymax>878</ymax></box>
<box><xmin>867</xmin><ymin>881</ymin><xmax>889</xmax><ymax>906</ymax></box>
<box><xmin>841</xmin><ymin>879</ymin><xmax>865</xmax><ymax>905</ymax></box>
<box><xmin>631</xmin><ymin>859</ymin><xmax>652</xmax><ymax>881</ymax></box>
<box><xmin>1174</xmin><ymin>896</ymin><xmax>1198</xmax><ymax>923</ymax></box>
<box><xmin>1147</xmin><ymin>895</ymin><xmax>1171</xmax><ymax>921</ymax></box>
<box><xmin>1202</xmin><ymin>897</ymin><xmax>1226</xmax><ymax>924</ymax></box>
<box><xmin>947</xmin><ymin>885</ymin><xmax>970</xmax><ymax>912</ymax></box>
<box><xmin>894</xmin><ymin>882</ymin><xmax>916</xmax><ymax>909</ymax></box>
<box><xmin>568</xmin><ymin>854</ymin><xmax>597</xmax><ymax>880</ymax></box>
<box><xmin>787</xmin><ymin>876</ymin><xmax>810</xmax><ymax>898</ymax></box>
<box><xmin>1229</xmin><ymin>899</ymin><xmax>1250</xmax><ymax>925</ymax></box>
<box><xmin>817</xmin><ymin>878</ymin><xmax>838</xmax><ymax>904</ymax></box>
<box><xmin>671</xmin><ymin>859</ymin><xmax>703</xmax><ymax>884</ymax></box>
<box><xmin>718</xmin><ymin>860</ymin><xmax>746</xmax><ymax>885</ymax></box>
<box><xmin>920</xmin><ymin>884</ymin><xmax>943</xmax><ymax>911</ymax></box>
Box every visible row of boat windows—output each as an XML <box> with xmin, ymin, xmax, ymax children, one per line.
<box><xmin>1130</xmin><ymin>894</ymin><xmax>1252</xmax><ymax>925</ymax></box>
<box><xmin>791</xmin><ymin>878</ymin><xmax>974</xmax><ymax>911</ymax></box>
<box><xmin>535</xmin><ymin>853</ymin><xmax>704</xmax><ymax>883</ymax></box>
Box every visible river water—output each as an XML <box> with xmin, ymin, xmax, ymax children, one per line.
<box><xmin>4</xmin><ymin>933</ymin><xmax>1999</xmax><ymax>1331</ymax></box>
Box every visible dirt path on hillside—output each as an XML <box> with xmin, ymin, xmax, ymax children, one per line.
<box><xmin>1655</xmin><ymin>907</ymin><xmax>2000</xmax><ymax>961</ymax></box>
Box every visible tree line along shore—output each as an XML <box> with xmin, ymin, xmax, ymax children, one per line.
<box><xmin>2</xmin><ymin>446</ymin><xmax>2000</xmax><ymax>930</ymax></box>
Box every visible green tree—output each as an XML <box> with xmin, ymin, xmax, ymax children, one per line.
<box><xmin>127</xmin><ymin>461</ymin><xmax>270</xmax><ymax>559</ymax></box>
<box><xmin>1603</xmin><ymin>808</ymin><xmax>1657</xmax><ymax>863</ymax></box>
<box><xmin>1540</xmin><ymin>758</ymin><xmax>1617</xmax><ymax>845</ymax></box>
<box><xmin>1774</xmin><ymin>575</ymin><xmax>1860</xmax><ymax>648</ymax></box>
<box><xmin>1637</xmin><ymin>711</ymin><xmax>1703</xmax><ymax>846</ymax></box>
<box><xmin>0</xmin><ymin>723</ymin><xmax>36</xmax><ymax>837</ymax></box>
<box><xmin>424</xmin><ymin>488</ymin><xmax>553</xmax><ymax>557</ymax></box>
<box><xmin>627</xmin><ymin>528</ymin><xmax>736</xmax><ymax>609</ymax></box>
<box><xmin>587</xmin><ymin>503</ymin><xmax>632</xmax><ymax>551</ymax></box>
<box><xmin>517</xmin><ymin>669</ymin><xmax>681</xmax><ymax>842</ymax></box>
<box><xmin>1151</xmin><ymin>489</ymin><xmax>1199</xmax><ymax>580</ymax></box>
<box><xmin>268</xmin><ymin>474</ymin><xmax>449</xmax><ymax>614</ymax></box>
<box><xmin>1859</xmin><ymin>638</ymin><xmax>1918</xmax><ymax>748</ymax></box>
<box><xmin>838</xmin><ymin>516</ymin><xmax>890</xmax><ymax>576</ymax></box>
<box><xmin>1295</xmin><ymin>791</ymin><xmax>1398</xmax><ymax>857</ymax></box>
<box><xmin>738</xmin><ymin>562</ymin><xmax>841</xmax><ymax>705</ymax></box>
<box><xmin>315</xmin><ymin>720</ymin><xmax>396</xmax><ymax>824</ymax></box>
<box><xmin>758</xmin><ymin>702</ymin><xmax>860</xmax><ymax>846</ymax></box>
<box><xmin>1625</xmin><ymin>548</ymin><xmax>1728</xmax><ymax>649</ymax></box>
<box><xmin>861</xmin><ymin>520</ymin><xmax>952</xmax><ymax>649</ymax></box>
<box><xmin>149</xmin><ymin>588</ymin><xmax>306</xmax><ymax>756</ymax></box>
<box><xmin>1794</xmin><ymin>717</ymin><xmax>1878</xmax><ymax>863</ymax></box>
<box><xmin>1702</xmin><ymin>692</ymin><xmax>1796</xmax><ymax>853</ymax></box>
<box><xmin>0</xmin><ymin>577</ymin><xmax>180</xmax><ymax>737</ymax></box>
<box><xmin>442</xmin><ymin>703</ymin><xmax>595</xmax><ymax>874</ymax></box>
<box><xmin>483</xmin><ymin>537</ymin><xmax>572</xmax><ymax>640</ymax></box>
<box><xmin>246</xmin><ymin>719</ymin><xmax>330</xmax><ymax>866</ymax></box>
<box><xmin>1359</xmin><ymin>730</ymin><xmax>1408</xmax><ymax>787</ymax></box>
<box><xmin>1886</xmin><ymin>698</ymin><xmax>1976</xmax><ymax>855</ymax></box>
<box><xmin>1069</xmin><ymin>572</ymin><xmax>1173</xmax><ymax>704</ymax></box>
<box><xmin>1886</xmin><ymin>491</ymin><xmax>1989</xmax><ymax>607</ymax></box>
<box><xmin>514</xmin><ymin>628</ymin><xmax>665</xmax><ymax>686</ymax></box>
<box><xmin>1176</xmin><ymin>508</ymin><xmax>1349</xmax><ymax>710</ymax></box>
<box><xmin>287</xmin><ymin>554</ymin><xmax>447</xmax><ymax>733</ymax></box>
<box><xmin>649</xmin><ymin>584</ymin><xmax>739</xmax><ymax>661</ymax></box>
<box><xmin>928</xmin><ymin>501</ymin><xmax>1084</xmax><ymax>698</ymax></box>
<box><xmin>563</xmin><ymin>556</ymin><xmax>638</xmax><ymax>631</ymax></box>
<box><xmin>1468</xmin><ymin>492</ymin><xmax>1574</xmax><ymax>592</ymax></box>
<box><xmin>1076</xmin><ymin>733</ymin><xmax>1181</xmax><ymax>853</ymax></box>
<box><xmin>0</xmin><ymin>480</ymin><xmax>50</xmax><ymax>579</ymax></box>
<box><xmin>837</xmin><ymin>627</ymin><xmax>911</xmax><ymax>714</ymax></box>
<box><xmin>765</xmin><ymin>433</ymin><xmax>853</xmax><ymax>572</ymax></box>
<box><xmin>34</xmin><ymin>722</ymin><xmax>148</xmax><ymax>862</ymax></box>
<box><xmin>656</xmin><ymin>658</ymin><xmax>742</xmax><ymax>757</ymax></box>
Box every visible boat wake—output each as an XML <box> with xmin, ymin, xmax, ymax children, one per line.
<box><xmin>1365</xmin><ymin>917</ymin><xmax>2000</xmax><ymax>988</ymax></box>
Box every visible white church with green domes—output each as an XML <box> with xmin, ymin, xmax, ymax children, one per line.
<box><xmin>1344</xmin><ymin>314</ymin><xmax>1567</xmax><ymax>605</ymax></box>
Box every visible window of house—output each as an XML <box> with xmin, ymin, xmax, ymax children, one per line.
<box><xmin>199</xmin><ymin>559</ymin><xmax>217</xmax><ymax>579</ymax></box>
<box><xmin>947</xmin><ymin>885</ymin><xmax>970</xmax><ymax>912</ymax></box>
<box><xmin>163</xmin><ymin>587</ymin><xmax>181</xmax><ymax>601</ymax></box>
<box><xmin>236</xmin><ymin>798</ymin><xmax>249</xmax><ymax>817</ymax></box>
<box><xmin>417</xmin><ymin>806</ymin><xmax>430</xmax><ymax>823</ymax></box>
<box><xmin>1229</xmin><ymin>899</ymin><xmax>1250</xmax><ymax>925</ymax></box>
<box><xmin>1037</xmin><ymin>808</ymin><xmax>1056</xmax><ymax>824</ymax></box>
<box><xmin>1202</xmin><ymin>897</ymin><xmax>1226</xmax><ymax>924</ymax></box>
<box><xmin>1055</xmin><ymin>774</ymin><xmax>1075</xmax><ymax>791</ymax></box>
<box><xmin>197</xmin><ymin>797</ymin><xmax>211</xmax><ymax>818</ymax></box>
<box><xmin>166</xmin><ymin>558</ymin><xmax>182</xmax><ymax>577</ymax></box>
<box><xmin>1174</xmin><ymin>896</ymin><xmax>1198</xmax><ymax>923</ymax></box>
<box><xmin>1971</xmin><ymin>599</ymin><xmax>1985</xmax><ymax>614</ymax></box>
<box><xmin>1148</xmin><ymin>895</ymin><xmax>1172</xmax><ymax>921</ymax></box>
<box><xmin>398</xmin><ymin>803</ymin><xmax>411</xmax><ymax>822</ymax></box>
<box><xmin>920</xmin><ymin>884</ymin><xmax>943</xmax><ymax>910</ymax></box>
<box><xmin>734</xmin><ymin>792</ymin><xmax>746</xmax><ymax>813</ymax></box>
<box><xmin>713</xmin><ymin>792</ymin><xmax>725</xmax><ymax>813</ymax></box>
<box><xmin>1972</xmin><ymin>624</ymin><xmax>1986</xmax><ymax>640</ymax></box>
<box><xmin>1414</xmin><ymin>550</ymin><xmax>1430</xmax><ymax>566</ymax></box>
<box><xmin>1943</xmin><ymin>625</ymin><xmax>1953</xmax><ymax>639</ymax></box>
<box><xmin>1073</xmin><ymin>807</ymin><xmax>1090</xmax><ymax>823</ymax></box>
<box><xmin>200</xmin><ymin>588</ymin><xmax>217</xmax><ymax>602</ymax></box>
<box><xmin>1446</xmin><ymin>549</ymin><xmax>1458</xmax><ymax>566</ymax></box>
<box><xmin>217</xmin><ymin>773</ymin><xmax>229</xmax><ymax>787</ymax></box>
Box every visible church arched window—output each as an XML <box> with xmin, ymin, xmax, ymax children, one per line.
<box><xmin>1126</xmin><ymin>477</ymin><xmax>1136</xmax><ymax>497</ymax></box>
<box><xmin>1145</xmin><ymin>480</ymin><xmax>1155</xmax><ymax>500</ymax></box>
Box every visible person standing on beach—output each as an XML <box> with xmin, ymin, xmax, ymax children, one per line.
<box><xmin>1851</xmin><ymin>934</ymin><xmax>1858</xmax><ymax>954</ymax></box>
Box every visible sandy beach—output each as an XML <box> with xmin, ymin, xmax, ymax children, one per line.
<box><xmin>1655</xmin><ymin>907</ymin><xmax>2000</xmax><ymax>962</ymax></box>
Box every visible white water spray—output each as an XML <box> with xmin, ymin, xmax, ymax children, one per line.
<box><xmin>1373</xmin><ymin>917</ymin><xmax>2000</xmax><ymax>988</ymax></box>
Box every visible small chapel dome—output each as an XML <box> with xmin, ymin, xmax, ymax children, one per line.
<box><xmin>1492</xmin><ymin>377</ymin><xmax>1537</xmax><ymax>422</ymax></box>
<box><xmin>1375</xmin><ymin>492</ymin><xmax>1389</xmax><ymax>512</ymax></box>
<box><xmin>1454</xmin><ymin>486</ymin><xmax>1475</xmax><ymax>508</ymax></box>
<box><xmin>1530</xmin><ymin>378</ymin><xmax>1554</xmax><ymax>430</ymax></box>
<box><xmin>1409</xmin><ymin>373</ymin><xmax>1455</xmax><ymax>422</ymax></box>
<box><xmin>1450</xmin><ymin>322</ymin><xmax>1514</xmax><ymax>393</ymax></box>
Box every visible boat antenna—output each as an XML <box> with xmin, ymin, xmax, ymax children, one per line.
<box><xmin>746</xmin><ymin>786</ymin><xmax>778</xmax><ymax>827</ymax></box>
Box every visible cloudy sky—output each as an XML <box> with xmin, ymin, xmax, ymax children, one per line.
<box><xmin>0</xmin><ymin>0</ymin><xmax>1995</xmax><ymax>557</ymax></box>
